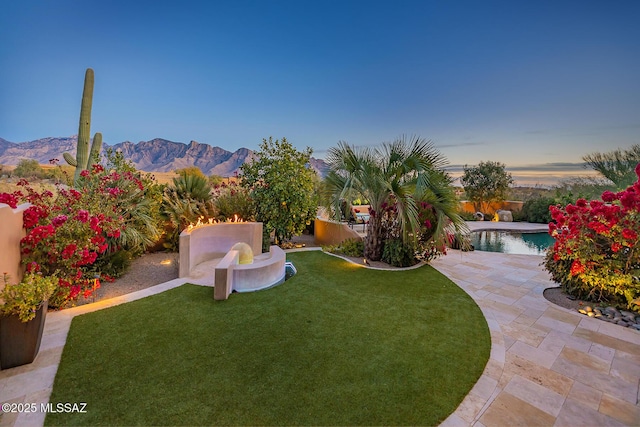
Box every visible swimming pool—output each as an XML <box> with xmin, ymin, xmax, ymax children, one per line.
<box><xmin>469</xmin><ymin>230</ymin><xmax>554</xmax><ymax>255</ymax></box>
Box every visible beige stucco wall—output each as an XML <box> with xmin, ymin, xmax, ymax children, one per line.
<box><xmin>232</xmin><ymin>245</ymin><xmax>286</xmax><ymax>293</ymax></box>
<box><xmin>314</xmin><ymin>218</ymin><xmax>363</xmax><ymax>246</ymax></box>
<box><xmin>0</xmin><ymin>203</ymin><xmax>28</xmax><ymax>288</ymax></box>
<box><xmin>179</xmin><ymin>222</ymin><xmax>263</xmax><ymax>278</ymax></box>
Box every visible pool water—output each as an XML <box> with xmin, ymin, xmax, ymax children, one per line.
<box><xmin>470</xmin><ymin>231</ymin><xmax>554</xmax><ymax>255</ymax></box>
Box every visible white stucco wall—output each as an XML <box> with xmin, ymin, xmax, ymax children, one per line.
<box><xmin>179</xmin><ymin>222</ymin><xmax>263</xmax><ymax>277</ymax></box>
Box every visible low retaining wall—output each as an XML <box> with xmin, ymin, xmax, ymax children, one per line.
<box><xmin>233</xmin><ymin>246</ymin><xmax>286</xmax><ymax>293</ymax></box>
<box><xmin>179</xmin><ymin>222</ymin><xmax>263</xmax><ymax>278</ymax></box>
<box><xmin>459</xmin><ymin>200</ymin><xmax>524</xmax><ymax>215</ymax></box>
<box><xmin>0</xmin><ymin>203</ymin><xmax>28</xmax><ymax>288</ymax></box>
<box><xmin>214</xmin><ymin>246</ymin><xmax>286</xmax><ymax>300</ymax></box>
<box><xmin>314</xmin><ymin>218</ymin><xmax>363</xmax><ymax>246</ymax></box>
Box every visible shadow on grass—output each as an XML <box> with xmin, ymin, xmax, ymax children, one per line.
<box><xmin>46</xmin><ymin>251</ymin><xmax>490</xmax><ymax>426</ymax></box>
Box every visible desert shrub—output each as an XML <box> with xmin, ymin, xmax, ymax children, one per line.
<box><xmin>209</xmin><ymin>174</ymin><xmax>224</xmax><ymax>186</ymax></box>
<box><xmin>381</xmin><ymin>238</ymin><xmax>416</xmax><ymax>267</ymax></box>
<box><xmin>14</xmin><ymin>159</ymin><xmax>45</xmax><ymax>179</ymax></box>
<box><xmin>175</xmin><ymin>166</ymin><xmax>206</xmax><ymax>179</ymax></box>
<box><xmin>340</xmin><ymin>238</ymin><xmax>364</xmax><ymax>257</ymax></box>
<box><xmin>519</xmin><ymin>197</ymin><xmax>556</xmax><ymax>223</ymax></box>
<box><xmin>1</xmin><ymin>155</ymin><xmax>163</xmax><ymax>306</ymax></box>
<box><xmin>544</xmin><ymin>164</ymin><xmax>640</xmax><ymax>311</ymax></box>
<box><xmin>44</xmin><ymin>165</ymin><xmax>75</xmax><ymax>185</ymax></box>
<box><xmin>322</xmin><ymin>238</ymin><xmax>364</xmax><ymax>258</ymax></box>
<box><xmin>212</xmin><ymin>181</ymin><xmax>255</xmax><ymax>221</ymax></box>
<box><xmin>553</xmin><ymin>176</ymin><xmax>615</xmax><ymax>205</ymax></box>
<box><xmin>90</xmin><ymin>248</ymin><xmax>134</xmax><ymax>279</ymax></box>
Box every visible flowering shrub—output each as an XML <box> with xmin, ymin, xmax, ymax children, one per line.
<box><xmin>212</xmin><ymin>181</ymin><xmax>255</xmax><ymax>221</ymax></box>
<box><xmin>379</xmin><ymin>198</ymin><xmax>445</xmax><ymax>266</ymax></box>
<box><xmin>1</xmin><ymin>153</ymin><xmax>162</xmax><ymax>307</ymax></box>
<box><xmin>1</xmin><ymin>272</ymin><xmax>57</xmax><ymax>322</ymax></box>
<box><xmin>0</xmin><ymin>192</ymin><xmax>20</xmax><ymax>209</ymax></box>
<box><xmin>75</xmin><ymin>150</ymin><xmax>163</xmax><ymax>258</ymax></box>
<box><xmin>323</xmin><ymin>238</ymin><xmax>364</xmax><ymax>258</ymax></box>
<box><xmin>12</xmin><ymin>177</ymin><xmax>122</xmax><ymax>307</ymax></box>
<box><xmin>544</xmin><ymin>163</ymin><xmax>640</xmax><ymax>311</ymax></box>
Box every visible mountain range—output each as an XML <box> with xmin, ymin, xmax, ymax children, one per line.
<box><xmin>0</xmin><ymin>136</ymin><xmax>329</xmax><ymax>177</ymax></box>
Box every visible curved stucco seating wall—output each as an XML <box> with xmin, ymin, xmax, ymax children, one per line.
<box><xmin>233</xmin><ymin>245</ymin><xmax>286</xmax><ymax>292</ymax></box>
<box><xmin>179</xmin><ymin>222</ymin><xmax>263</xmax><ymax>278</ymax></box>
<box><xmin>0</xmin><ymin>203</ymin><xmax>28</xmax><ymax>289</ymax></box>
<box><xmin>314</xmin><ymin>218</ymin><xmax>363</xmax><ymax>246</ymax></box>
<box><xmin>214</xmin><ymin>245</ymin><xmax>287</xmax><ymax>300</ymax></box>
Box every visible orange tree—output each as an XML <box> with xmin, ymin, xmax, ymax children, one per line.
<box><xmin>240</xmin><ymin>137</ymin><xmax>318</xmax><ymax>247</ymax></box>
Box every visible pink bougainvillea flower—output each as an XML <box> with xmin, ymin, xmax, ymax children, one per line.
<box><xmin>565</xmin><ymin>204</ymin><xmax>578</xmax><ymax>215</ymax></box>
<box><xmin>75</xmin><ymin>209</ymin><xmax>90</xmax><ymax>223</ymax></box>
<box><xmin>570</xmin><ymin>260</ymin><xmax>586</xmax><ymax>276</ymax></box>
<box><xmin>52</xmin><ymin>214</ymin><xmax>68</xmax><ymax>228</ymax></box>
<box><xmin>0</xmin><ymin>193</ymin><xmax>19</xmax><ymax>208</ymax></box>
<box><xmin>61</xmin><ymin>243</ymin><xmax>77</xmax><ymax>260</ymax></box>
<box><xmin>26</xmin><ymin>262</ymin><xmax>40</xmax><ymax>273</ymax></box>
<box><xmin>622</xmin><ymin>228</ymin><xmax>637</xmax><ymax>241</ymax></box>
<box><xmin>620</xmin><ymin>191</ymin><xmax>638</xmax><ymax>210</ymax></box>
<box><xmin>601</xmin><ymin>191</ymin><xmax>617</xmax><ymax>203</ymax></box>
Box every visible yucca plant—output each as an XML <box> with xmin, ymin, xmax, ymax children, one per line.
<box><xmin>161</xmin><ymin>173</ymin><xmax>217</xmax><ymax>250</ymax></box>
<box><xmin>171</xmin><ymin>172</ymin><xmax>213</xmax><ymax>202</ymax></box>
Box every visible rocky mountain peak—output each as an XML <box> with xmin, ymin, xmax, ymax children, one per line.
<box><xmin>0</xmin><ymin>136</ymin><xmax>328</xmax><ymax>177</ymax></box>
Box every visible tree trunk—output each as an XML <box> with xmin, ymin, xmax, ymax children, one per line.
<box><xmin>364</xmin><ymin>217</ymin><xmax>383</xmax><ymax>261</ymax></box>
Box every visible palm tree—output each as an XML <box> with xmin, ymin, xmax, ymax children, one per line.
<box><xmin>324</xmin><ymin>135</ymin><xmax>468</xmax><ymax>261</ymax></box>
<box><xmin>583</xmin><ymin>144</ymin><xmax>640</xmax><ymax>190</ymax></box>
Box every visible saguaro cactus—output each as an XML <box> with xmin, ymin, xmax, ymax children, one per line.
<box><xmin>63</xmin><ymin>68</ymin><xmax>103</xmax><ymax>185</ymax></box>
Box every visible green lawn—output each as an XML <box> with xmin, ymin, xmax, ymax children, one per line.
<box><xmin>46</xmin><ymin>251</ymin><xmax>490</xmax><ymax>426</ymax></box>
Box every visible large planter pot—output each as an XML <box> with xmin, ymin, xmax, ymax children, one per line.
<box><xmin>0</xmin><ymin>303</ymin><xmax>47</xmax><ymax>369</ymax></box>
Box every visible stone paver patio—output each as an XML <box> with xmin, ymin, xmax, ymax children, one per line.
<box><xmin>435</xmin><ymin>250</ymin><xmax>640</xmax><ymax>426</ymax></box>
<box><xmin>1</xmin><ymin>223</ymin><xmax>639</xmax><ymax>426</ymax></box>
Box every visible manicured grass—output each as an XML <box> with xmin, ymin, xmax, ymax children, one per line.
<box><xmin>46</xmin><ymin>251</ymin><xmax>490</xmax><ymax>426</ymax></box>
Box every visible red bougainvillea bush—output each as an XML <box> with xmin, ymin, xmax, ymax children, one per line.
<box><xmin>544</xmin><ymin>164</ymin><xmax>640</xmax><ymax>312</ymax></box>
<box><xmin>0</xmin><ymin>167</ymin><xmax>127</xmax><ymax>307</ymax></box>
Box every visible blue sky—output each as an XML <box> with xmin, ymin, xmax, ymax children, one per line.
<box><xmin>1</xmin><ymin>1</ymin><xmax>639</xmax><ymax>184</ymax></box>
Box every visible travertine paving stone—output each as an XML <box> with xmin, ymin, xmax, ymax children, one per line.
<box><xmin>433</xmin><ymin>246</ymin><xmax>639</xmax><ymax>426</ymax></box>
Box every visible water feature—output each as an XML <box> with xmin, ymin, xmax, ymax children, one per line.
<box><xmin>470</xmin><ymin>230</ymin><xmax>554</xmax><ymax>255</ymax></box>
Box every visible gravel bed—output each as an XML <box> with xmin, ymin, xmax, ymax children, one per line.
<box><xmin>90</xmin><ymin>252</ymin><xmax>179</xmax><ymax>302</ymax></box>
<box><xmin>543</xmin><ymin>287</ymin><xmax>587</xmax><ymax>311</ymax></box>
